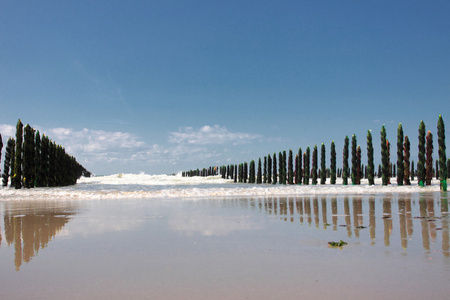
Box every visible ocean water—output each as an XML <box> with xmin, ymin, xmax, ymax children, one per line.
<box><xmin>1</xmin><ymin>174</ymin><xmax>449</xmax><ymax>299</ymax></box>
<box><xmin>0</xmin><ymin>172</ymin><xmax>444</xmax><ymax>200</ymax></box>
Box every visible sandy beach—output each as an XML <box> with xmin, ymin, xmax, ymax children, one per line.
<box><xmin>1</xmin><ymin>189</ymin><xmax>449</xmax><ymax>299</ymax></box>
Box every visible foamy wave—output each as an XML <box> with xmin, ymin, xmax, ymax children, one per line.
<box><xmin>0</xmin><ymin>173</ymin><xmax>443</xmax><ymax>201</ymax></box>
<box><xmin>78</xmin><ymin>172</ymin><xmax>230</xmax><ymax>185</ymax></box>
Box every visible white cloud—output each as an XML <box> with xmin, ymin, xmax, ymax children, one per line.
<box><xmin>169</xmin><ymin>125</ymin><xmax>262</xmax><ymax>145</ymax></box>
<box><xmin>1</xmin><ymin>123</ymin><xmax>264</xmax><ymax>174</ymax></box>
<box><xmin>0</xmin><ymin>124</ymin><xmax>16</xmax><ymax>138</ymax></box>
<box><xmin>48</xmin><ymin>128</ymin><xmax>145</xmax><ymax>154</ymax></box>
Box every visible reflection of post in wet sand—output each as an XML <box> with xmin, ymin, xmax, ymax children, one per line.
<box><xmin>427</xmin><ymin>198</ymin><xmax>437</xmax><ymax>240</ymax></box>
<box><xmin>304</xmin><ymin>197</ymin><xmax>312</xmax><ymax>227</ymax></box>
<box><xmin>398</xmin><ymin>198</ymin><xmax>408</xmax><ymax>250</ymax></box>
<box><xmin>266</xmin><ymin>197</ymin><xmax>273</xmax><ymax>215</ymax></box>
<box><xmin>441</xmin><ymin>198</ymin><xmax>449</xmax><ymax>257</ymax></box>
<box><xmin>331</xmin><ymin>197</ymin><xmax>337</xmax><ymax>231</ymax></box>
<box><xmin>274</xmin><ymin>197</ymin><xmax>279</xmax><ymax>216</ymax></box>
<box><xmin>288</xmin><ymin>197</ymin><xmax>294</xmax><ymax>223</ymax></box>
<box><xmin>405</xmin><ymin>197</ymin><xmax>413</xmax><ymax>237</ymax></box>
<box><xmin>321</xmin><ymin>197</ymin><xmax>328</xmax><ymax>230</ymax></box>
<box><xmin>297</xmin><ymin>197</ymin><xmax>304</xmax><ymax>224</ymax></box>
<box><xmin>383</xmin><ymin>197</ymin><xmax>392</xmax><ymax>247</ymax></box>
<box><xmin>256</xmin><ymin>193</ymin><xmax>448</xmax><ymax>256</ymax></box>
<box><xmin>353</xmin><ymin>197</ymin><xmax>363</xmax><ymax>238</ymax></box>
<box><xmin>2</xmin><ymin>202</ymin><xmax>76</xmax><ymax>271</ymax></box>
<box><xmin>369</xmin><ymin>197</ymin><xmax>376</xmax><ymax>244</ymax></box>
<box><xmin>419</xmin><ymin>198</ymin><xmax>431</xmax><ymax>251</ymax></box>
<box><xmin>279</xmin><ymin>197</ymin><xmax>287</xmax><ymax>221</ymax></box>
<box><xmin>313</xmin><ymin>197</ymin><xmax>319</xmax><ymax>229</ymax></box>
<box><xmin>344</xmin><ymin>197</ymin><xmax>351</xmax><ymax>237</ymax></box>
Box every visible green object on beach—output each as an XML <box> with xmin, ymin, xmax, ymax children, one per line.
<box><xmin>441</xmin><ymin>180</ymin><xmax>447</xmax><ymax>191</ymax></box>
<box><xmin>419</xmin><ymin>181</ymin><xmax>424</xmax><ymax>187</ymax></box>
<box><xmin>328</xmin><ymin>240</ymin><xmax>348</xmax><ymax>247</ymax></box>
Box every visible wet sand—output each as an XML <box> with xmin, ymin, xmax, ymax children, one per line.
<box><xmin>1</xmin><ymin>192</ymin><xmax>449</xmax><ymax>299</ymax></box>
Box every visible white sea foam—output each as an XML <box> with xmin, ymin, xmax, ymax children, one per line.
<box><xmin>0</xmin><ymin>172</ymin><xmax>444</xmax><ymax>201</ymax></box>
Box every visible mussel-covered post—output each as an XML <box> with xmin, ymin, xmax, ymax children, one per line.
<box><xmin>330</xmin><ymin>141</ymin><xmax>336</xmax><ymax>184</ymax></box>
<box><xmin>437</xmin><ymin>115</ymin><xmax>447</xmax><ymax>191</ymax></box>
<box><xmin>343</xmin><ymin>136</ymin><xmax>349</xmax><ymax>185</ymax></box>
<box><xmin>304</xmin><ymin>147</ymin><xmax>310</xmax><ymax>185</ymax></box>
<box><xmin>312</xmin><ymin>145</ymin><xmax>318</xmax><ymax>185</ymax></box>
<box><xmin>297</xmin><ymin>148</ymin><xmax>302</xmax><ymax>185</ymax></box>
<box><xmin>351</xmin><ymin>135</ymin><xmax>357</xmax><ymax>185</ymax></box>
<box><xmin>397</xmin><ymin>124</ymin><xmax>404</xmax><ymax>186</ymax></box>
<box><xmin>320</xmin><ymin>143</ymin><xmax>326</xmax><ymax>184</ymax></box>
<box><xmin>404</xmin><ymin>136</ymin><xmax>411</xmax><ymax>185</ymax></box>
<box><xmin>381</xmin><ymin>125</ymin><xmax>389</xmax><ymax>186</ymax></box>
<box><xmin>272</xmin><ymin>153</ymin><xmax>277</xmax><ymax>184</ymax></box>
<box><xmin>288</xmin><ymin>149</ymin><xmax>293</xmax><ymax>184</ymax></box>
<box><xmin>367</xmin><ymin>130</ymin><xmax>374</xmax><ymax>185</ymax></box>
<box><xmin>418</xmin><ymin>121</ymin><xmax>426</xmax><ymax>186</ymax></box>
<box><xmin>2</xmin><ymin>137</ymin><xmax>14</xmax><ymax>187</ymax></box>
<box><xmin>426</xmin><ymin>131</ymin><xmax>433</xmax><ymax>186</ymax></box>
<box><xmin>267</xmin><ymin>154</ymin><xmax>272</xmax><ymax>184</ymax></box>
<box><xmin>14</xmin><ymin>119</ymin><xmax>23</xmax><ymax>189</ymax></box>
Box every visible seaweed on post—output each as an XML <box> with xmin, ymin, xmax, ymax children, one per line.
<box><xmin>356</xmin><ymin>145</ymin><xmax>361</xmax><ymax>185</ymax></box>
<box><xmin>381</xmin><ymin>125</ymin><xmax>389</xmax><ymax>186</ymax></box>
<box><xmin>267</xmin><ymin>154</ymin><xmax>272</xmax><ymax>184</ymax></box>
<box><xmin>418</xmin><ymin>121</ymin><xmax>426</xmax><ymax>186</ymax></box>
<box><xmin>304</xmin><ymin>147</ymin><xmax>310</xmax><ymax>185</ymax></box>
<box><xmin>2</xmin><ymin>137</ymin><xmax>14</xmax><ymax>187</ymax></box>
<box><xmin>320</xmin><ymin>143</ymin><xmax>326</xmax><ymax>184</ymax></box>
<box><xmin>311</xmin><ymin>145</ymin><xmax>318</xmax><ymax>185</ymax></box>
<box><xmin>297</xmin><ymin>147</ymin><xmax>303</xmax><ymax>185</ymax></box>
<box><xmin>367</xmin><ymin>130</ymin><xmax>375</xmax><ymax>185</ymax></box>
<box><xmin>437</xmin><ymin>115</ymin><xmax>447</xmax><ymax>191</ymax></box>
<box><xmin>330</xmin><ymin>141</ymin><xmax>336</xmax><ymax>185</ymax></box>
<box><xmin>343</xmin><ymin>136</ymin><xmax>349</xmax><ymax>185</ymax></box>
<box><xmin>257</xmin><ymin>158</ymin><xmax>262</xmax><ymax>184</ymax></box>
<box><xmin>244</xmin><ymin>162</ymin><xmax>248</xmax><ymax>183</ymax></box>
<box><xmin>351</xmin><ymin>135</ymin><xmax>357</xmax><ymax>185</ymax></box>
<box><xmin>272</xmin><ymin>153</ymin><xmax>277</xmax><ymax>184</ymax></box>
<box><xmin>403</xmin><ymin>135</ymin><xmax>411</xmax><ymax>185</ymax></box>
<box><xmin>282</xmin><ymin>150</ymin><xmax>287</xmax><ymax>185</ymax></box>
<box><xmin>426</xmin><ymin>131</ymin><xmax>433</xmax><ymax>186</ymax></box>
<box><xmin>447</xmin><ymin>158</ymin><xmax>450</xmax><ymax>180</ymax></box>
<box><xmin>263</xmin><ymin>156</ymin><xmax>267</xmax><ymax>183</ymax></box>
<box><xmin>278</xmin><ymin>152</ymin><xmax>283</xmax><ymax>184</ymax></box>
<box><xmin>397</xmin><ymin>124</ymin><xmax>404</xmax><ymax>186</ymax></box>
<box><xmin>288</xmin><ymin>149</ymin><xmax>294</xmax><ymax>184</ymax></box>
<box><xmin>23</xmin><ymin>124</ymin><xmax>36</xmax><ymax>189</ymax></box>
<box><xmin>14</xmin><ymin>119</ymin><xmax>23</xmax><ymax>189</ymax></box>
<box><xmin>436</xmin><ymin>160</ymin><xmax>439</xmax><ymax>180</ymax></box>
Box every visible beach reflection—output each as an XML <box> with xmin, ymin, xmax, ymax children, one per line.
<box><xmin>1</xmin><ymin>193</ymin><xmax>448</xmax><ymax>274</ymax></box>
<box><xmin>0</xmin><ymin>201</ymin><xmax>77</xmax><ymax>271</ymax></box>
<box><xmin>257</xmin><ymin>193</ymin><xmax>449</xmax><ymax>256</ymax></box>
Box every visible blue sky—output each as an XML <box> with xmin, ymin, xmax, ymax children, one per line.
<box><xmin>1</xmin><ymin>0</ymin><xmax>449</xmax><ymax>175</ymax></box>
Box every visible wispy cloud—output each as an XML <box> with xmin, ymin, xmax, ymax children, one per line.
<box><xmin>169</xmin><ymin>125</ymin><xmax>262</xmax><ymax>145</ymax></box>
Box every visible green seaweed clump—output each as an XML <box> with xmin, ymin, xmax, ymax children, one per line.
<box><xmin>328</xmin><ymin>240</ymin><xmax>348</xmax><ymax>247</ymax></box>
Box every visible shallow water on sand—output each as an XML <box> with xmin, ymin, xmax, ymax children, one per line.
<box><xmin>1</xmin><ymin>192</ymin><xmax>449</xmax><ymax>299</ymax></box>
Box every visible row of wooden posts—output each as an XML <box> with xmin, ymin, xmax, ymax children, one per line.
<box><xmin>183</xmin><ymin>115</ymin><xmax>448</xmax><ymax>191</ymax></box>
<box><xmin>0</xmin><ymin>119</ymin><xmax>90</xmax><ymax>189</ymax></box>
